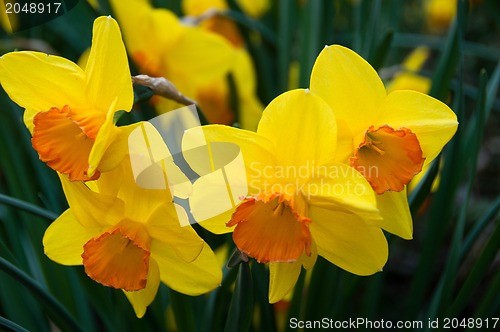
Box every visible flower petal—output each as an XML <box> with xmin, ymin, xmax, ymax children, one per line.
<box><xmin>151</xmin><ymin>242</ymin><xmax>222</xmax><ymax>296</ymax></box>
<box><xmin>98</xmin><ymin>123</ymin><xmax>139</xmax><ymax>173</ymax></box>
<box><xmin>309</xmin><ymin>206</ymin><xmax>388</xmax><ymax>275</ymax></box>
<box><xmin>123</xmin><ymin>258</ymin><xmax>160</xmax><ymax>318</ymax></box>
<box><xmin>182</xmin><ymin>124</ymin><xmax>275</xmax><ymax>194</ymax></box>
<box><xmin>196</xmin><ymin>209</ymin><xmax>235</xmax><ymax>234</ymax></box>
<box><xmin>240</xmin><ymin>95</ymin><xmax>264</xmax><ymax>131</ymax></box>
<box><xmin>59</xmin><ymin>174</ymin><xmax>124</xmax><ymax>228</ymax></box>
<box><xmin>375</xmin><ymin>189</ymin><xmax>413</xmax><ymax>240</ymax></box>
<box><xmin>82</xmin><ymin>221</ymin><xmax>151</xmax><ymax>291</ymax></box>
<box><xmin>147</xmin><ymin>203</ymin><xmax>204</xmax><ymax>263</ymax></box>
<box><xmin>84</xmin><ymin>16</ymin><xmax>133</xmax><ymax>114</ymax></box>
<box><xmin>350</xmin><ymin>125</ymin><xmax>425</xmax><ymax>194</ymax></box>
<box><xmin>268</xmin><ymin>242</ymin><xmax>317</xmax><ymax>303</ymax></box>
<box><xmin>306</xmin><ymin>163</ymin><xmax>380</xmax><ymax>221</ymax></box>
<box><xmin>268</xmin><ymin>261</ymin><xmax>301</xmax><ymax>304</ymax></box>
<box><xmin>228</xmin><ymin>195</ymin><xmax>312</xmax><ymax>263</ymax></box>
<box><xmin>310</xmin><ymin>45</ymin><xmax>386</xmax><ymax>156</ymax></box>
<box><xmin>87</xmin><ymin>99</ymin><xmax>120</xmax><ymax>177</ymax></box>
<box><xmin>110</xmin><ymin>0</ymin><xmax>183</xmax><ymax>72</ymax></box>
<box><xmin>166</xmin><ymin>26</ymin><xmax>235</xmax><ymax>89</ymax></box>
<box><xmin>377</xmin><ymin>90</ymin><xmax>458</xmax><ymax>167</ymax></box>
<box><xmin>32</xmin><ymin>106</ymin><xmax>99</xmax><ymax>182</ymax></box>
<box><xmin>43</xmin><ymin>209</ymin><xmax>103</xmax><ymax>265</ymax></box>
<box><xmin>256</xmin><ymin>89</ymin><xmax>337</xmax><ymax>181</ymax></box>
<box><xmin>0</xmin><ymin>51</ymin><xmax>86</xmax><ymax>119</ymax></box>
<box><xmin>93</xmin><ymin>157</ymin><xmax>170</xmax><ymax>225</ymax></box>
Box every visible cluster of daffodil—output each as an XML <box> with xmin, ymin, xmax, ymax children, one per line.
<box><xmin>0</xmin><ymin>12</ymin><xmax>458</xmax><ymax>318</ymax></box>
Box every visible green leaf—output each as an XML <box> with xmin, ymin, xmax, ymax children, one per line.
<box><xmin>0</xmin><ymin>257</ymin><xmax>82</xmax><ymax>332</ymax></box>
<box><xmin>0</xmin><ymin>194</ymin><xmax>58</xmax><ymax>221</ymax></box>
<box><xmin>169</xmin><ymin>289</ymin><xmax>196</xmax><ymax>332</ymax></box>
<box><xmin>224</xmin><ymin>262</ymin><xmax>254</xmax><ymax>332</ymax></box>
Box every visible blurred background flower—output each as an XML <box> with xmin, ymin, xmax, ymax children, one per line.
<box><xmin>0</xmin><ymin>0</ymin><xmax>499</xmax><ymax>331</ymax></box>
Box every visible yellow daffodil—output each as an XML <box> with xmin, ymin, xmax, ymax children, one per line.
<box><xmin>235</xmin><ymin>0</ymin><xmax>271</xmax><ymax>18</ymax></box>
<box><xmin>0</xmin><ymin>16</ymin><xmax>133</xmax><ymax>181</ymax></box>
<box><xmin>43</xmin><ymin>155</ymin><xmax>221</xmax><ymax>318</ymax></box>
<box><xmin>183</xmin><ymin>89</ymin><xmax>387</xmax><ymax>302</ymax></box>
<box><xmin>109</xmin><ymin>0</ymin><xmax>237</xmax><ymax>123</ymax></box>
<box><xmin>386</xmin><ymin>47</ymin><xmax>432</xmax><ymax>94</ymax></box>
<box><xmin>0</xmin><ymin>0</ymin><xmax>16</xmax><ymax>33</ymax></box>
<box><xmin>182</xmin><ymin>0</ymin><xmax>264</xmax><ymax>130</ymax></box>
<box><xmin>386</xmin><ymin>47</ymin><xmax>441</xmax><ymax>195</ymax></box>
<box><xmin>424</xmin><ymin>0</ymin><xmax>457</xmax><ymax>33</ymax></box>
<box><xmin>310</xmin><ymin>45</ymin><xmax>458</xmax><ymax>239</ymax></box>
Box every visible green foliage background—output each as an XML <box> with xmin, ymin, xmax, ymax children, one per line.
<box><xmin>0</xmin><ymin>0</ymin><xmax>499</xmax><ymax>331</ymax></box>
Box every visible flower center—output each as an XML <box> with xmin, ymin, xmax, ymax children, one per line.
<box><xmin>227</xmin><ymin>193</ymin><xmax>311</xmax><ymax>263</ymax></box>
<box><xmin>82</xmin><ymin>220</ymin><xmax>151</xmax><ymax>291</ymax></box>
<box><xmin>350</xmin><ymin>125</ymin><xmax>425</xmax><ymax>194</ymax></box>
<box><xmin>32</xmin><ymin>105</ymin><xmax>102</xmax><ymax>181</ymax></box>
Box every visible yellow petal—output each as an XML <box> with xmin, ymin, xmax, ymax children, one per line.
<box><xmin>257</xmin><ymin>89</ymin><xmax>337</xmax><ymax>183</ymax></box>
<box><xmin>95</xmin><ymin>156</ymin><xmax>170</xmax><ymax>222</ymax></box>
<box><xmin>110</xmin><ymin>0</ymin><xmax>183</xmax><ymax>61</ymax></box>
<box><xmin>306</xmin><ymin>163</ymin><xmax>380</xmax><ymax>221</ymax></box>
<box><xmin>309</xmin><ymin>206</ymin><xmax>388</xmax><ymax>275</ymax></box>
<box><xmin>43</xmin><ymin>209</ymin><xmax>103</xmax><ymax>265</ymax></box>
<box><xmin>84</xmin><ymin>16</ymin><xmax>133</xmax><ymax>114</ymax></box>
<box><xmin>239</xmin><ymin>95</ymin><xmax>264</xmax><ymax>131</ymax></box>
<box><xmin>196</xmin><ymin>209</ymin><xmax>235</xmax><ymax>234</ymax></box>
<box><xmin>98</xmin><ymin>124</ymin><xmax>139</xmax><ymax>173</ymax></box>
<box><xmin>166</xmin><ymin>26</ymin><xmax>235</xmax><ymax>89</ymax></box>
<box><xmin>232</xmin><ymin>49</ymin><xmax>258</xmax><ymax>99</ymax></box>
<box><xmin>124</xmin><ymin>258</ymin><xmax>161</xmax><ymax>318</ymax></box>
<box><xmin>375</xmin><ymin>189</ymin><xmax>413</xmax><ymax>239</ymax></box>
<box><xmin>87</xmin><ymin>99</ymin><xmax>119</xmax><ymax>177</ymax></box>
<box><xmin>310</xmin><ymin>45</ymin><xmax>386</xmax><ymax>153</ymax></box>
<box><xmin>386</xmin><ymin>72</ymin><xmax>431</xmax><ymax>95</ymax></box>
<box><xmin>236</xmin><ymin>0</ymin><xmax>271</xmax><ymax>18</ymax></box>
<box><xmin>0</xmin><ymin>52</ymin><xmax>86</xmax><ymax>118</ymax></box>
<box><xmin>377</xmin><ymin>90</ymin><xmax>458</xmax><ymax>168</ymax></box>
<box><xmin>0</xmin><ymin>1</ymin><xmax>14</xmax><ymax>32</ymax></box>
<box><xmin>182</xmin><ymin>0</ymin><xmax>228</xmax><ymax>16</ymax></box>
<box><xmin>151</xmin><ymin>242</ymin><xmax>222</xmax><ymax>295</ymax></box>
<box><xmin>268</xmin><ymin>242</ymin><xmax>317</xmax><ymax>303</ymax></box>
<box><xmin>403</xmin><ymin>47</ymin><xmax>430</xmax><ymax>71</ymax></box>
<box><xmin>268</xmin><ymin>261</ymin><xmax>302</xmax><ymax>303</ymax></box>
<box><xmin>182</xmin><ymin>124</ymin><xmax>275</xmax><ymax>187</ymax></box>
<box><xmin>146</xmin><ymin>203</ymin><xmax>204</xmax><ymax>263</ymax></box>
<box><xmin>59</xmin><ymin>174</ymin><xmax>124</xmax><ymax>228</ymax></box>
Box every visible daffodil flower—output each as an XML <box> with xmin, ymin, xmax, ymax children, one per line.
<box><xmin>182</xmin><ymin>0</ymin><xmax>264</xmax><ymax>130</ymax></box>
<box><xmin>109</xmin><ymin>0</ymin><xmax>236</xmax><ymax>122</ymax></box>
<box><xmin>0</xmin><ymin>16</ymin><xmax>133</xmax><ymax>181</ymax></box>
<box><xmin>183</xmin><ymin>89</ymin><xmax>387</xmax><ymax>302</ymax></box>
<box><xmin>310</xmin><ymin>45</ymin><xmax>458</xmax><ymax>239</ymax></box>
<box><xmin>424</xmin><ymin>0</ymin><xmax>457</xmax><ymax>33</ymax></box>
<box><xmin>386</xmin><ymin>47</ymin><xmax>432</xmax><ymax>94</ymax></box>
<box><xmin>235</xmin><ymin>0</ymin><xmax>271</xmax><ymax>18</ymax></box>
<box><xmin>43</xmin><ymin>156</ymin><xmax>221</xmax><ymax>318</ymax></box>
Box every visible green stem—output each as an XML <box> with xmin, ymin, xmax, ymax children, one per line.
<box><xmin>0</xmin><ymin>257</ymin><xmax>82</xmax><ymax>332</ymax></box>
<box><xmin>0</xmin><ymin>316</ymin><xmax>30</xmax><ymax>332</ymax></box>
<box><xmin>0</xmin><ymin>193</ymin><xmax>58</xmax><ymax>221</ymax></box>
